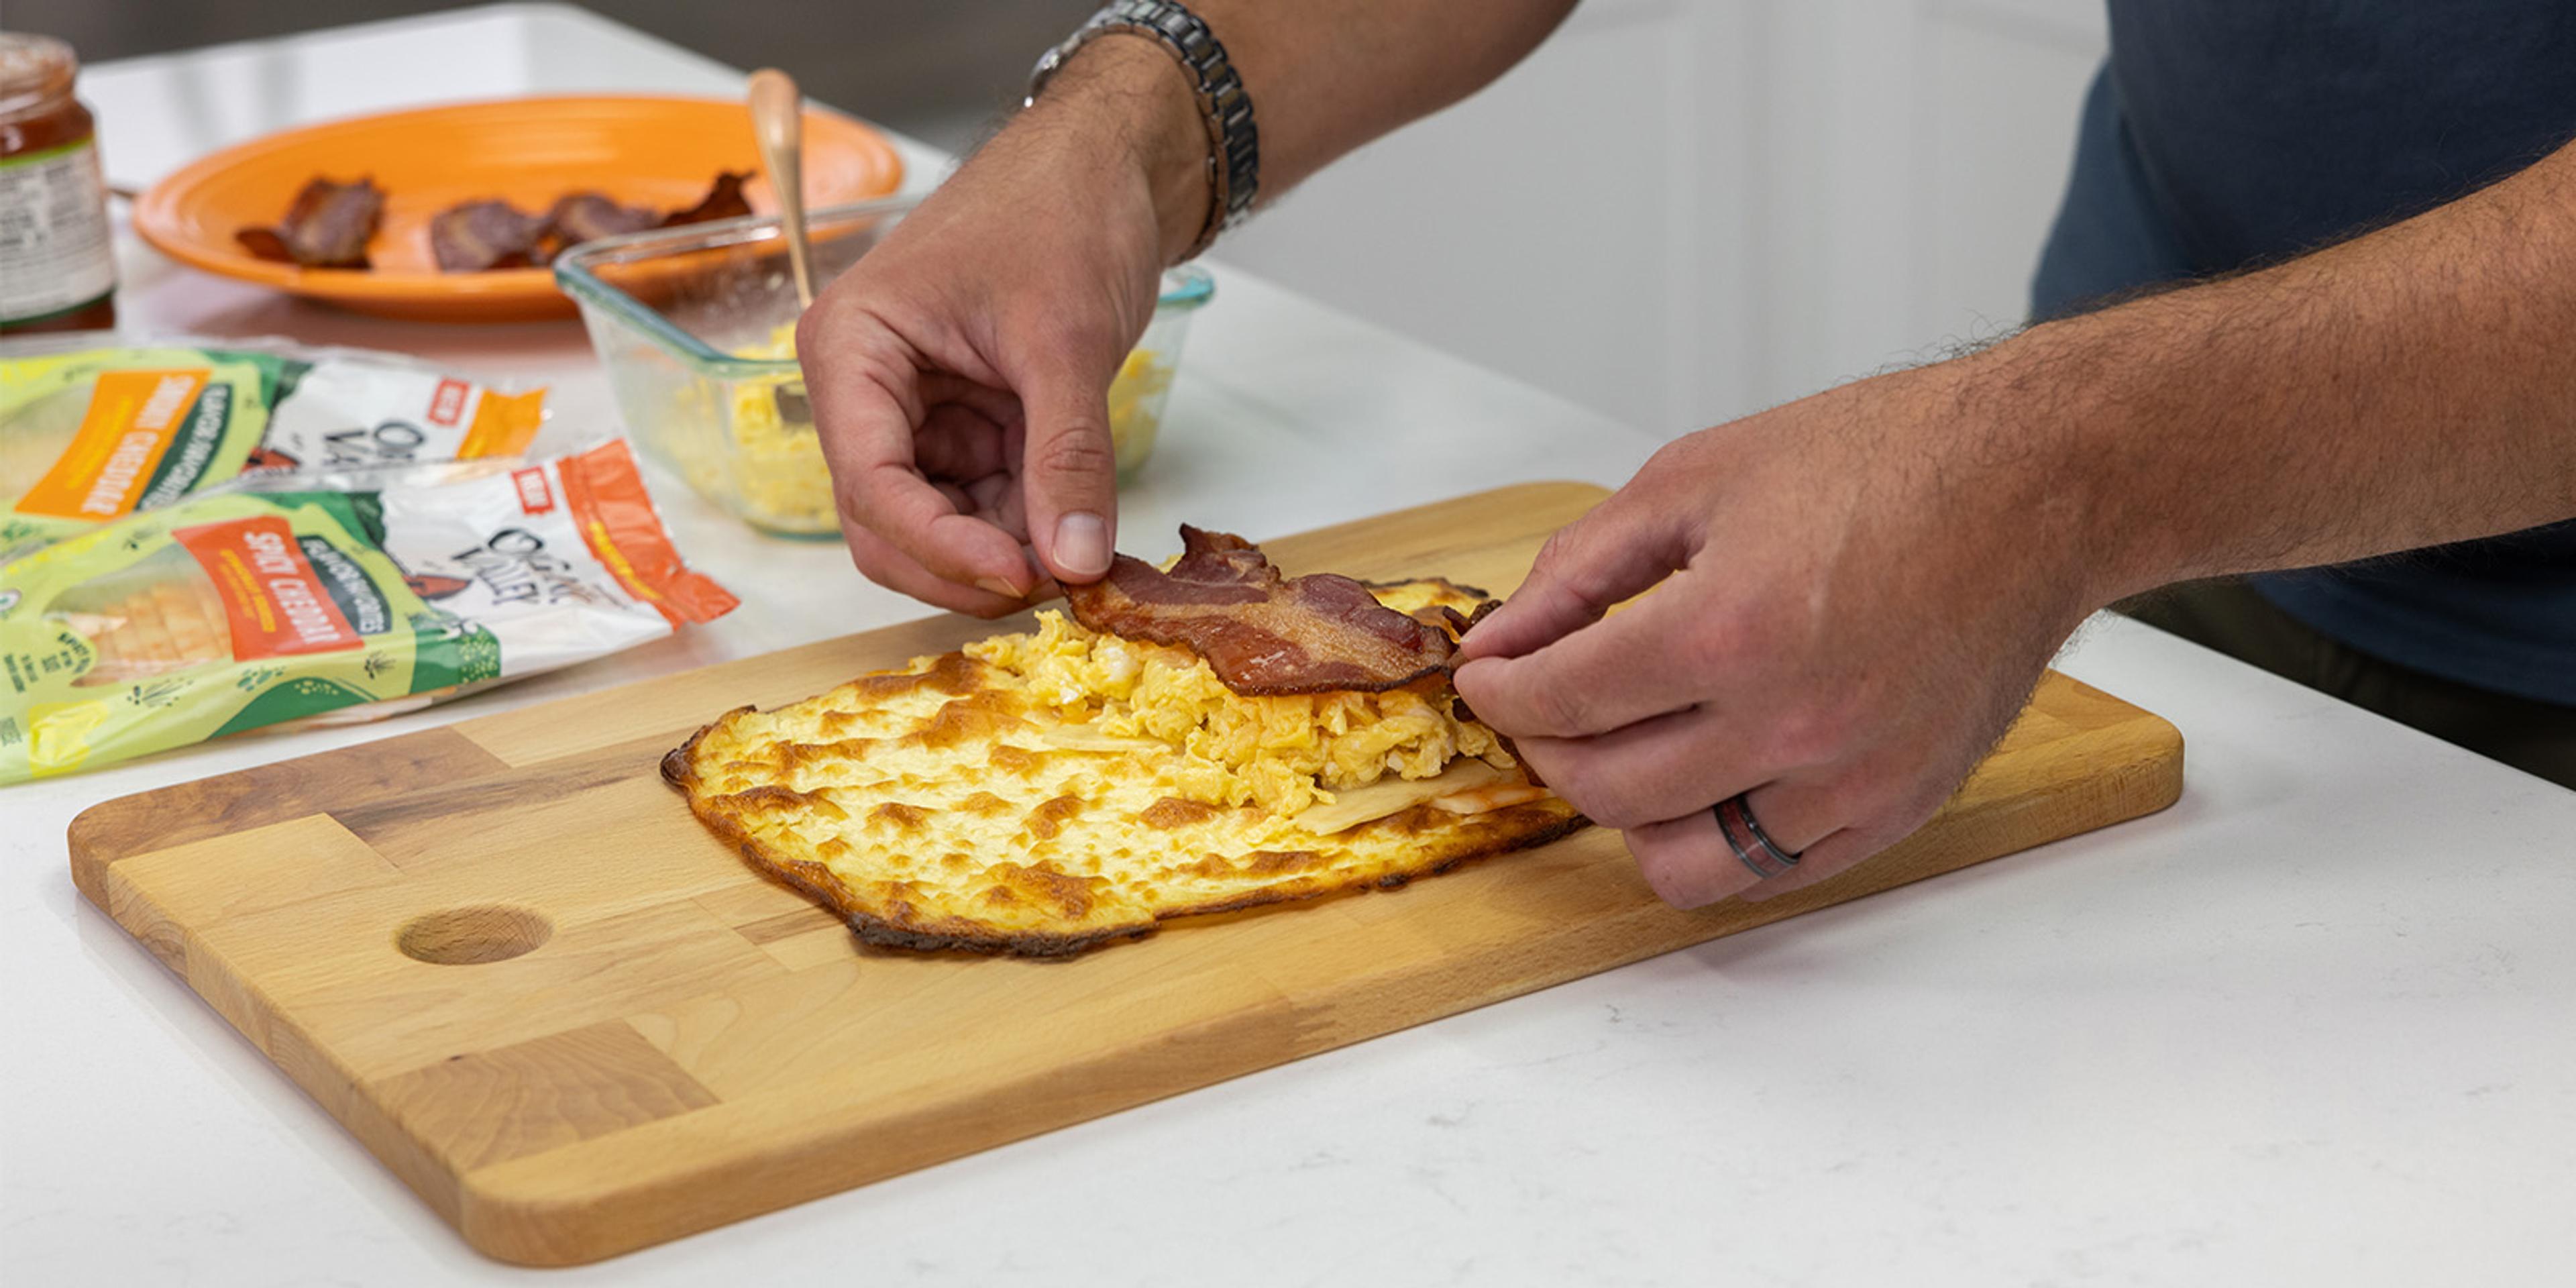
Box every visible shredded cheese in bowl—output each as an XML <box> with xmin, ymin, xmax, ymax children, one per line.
<box><xmin>715</xmin><ymin>326</ymin><xmax>1179</xmax><ymax>535</ymax></box>
<box><xmin>720</xmin><ymin>327</ymin><xmax>838</xmax><ymax>533</ymax></box>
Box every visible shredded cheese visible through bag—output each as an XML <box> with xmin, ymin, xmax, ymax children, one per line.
<box><xmin>0</xmin><ymin>439</ymin><xmax>731</xmax><ymax>783</ymax></box>
<box><xmin>1</xmin><ymin>341</ymin><xmax>545</xmax><ymax>562</ymax></box>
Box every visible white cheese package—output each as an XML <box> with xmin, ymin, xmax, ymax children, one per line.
<box><xmin>0</xmin><ymin>333</ymin><xmax>547</xmax><ymax>562</ymax></box>
<box><xmin>250</xmin><ymin>356</ymin><xmax>542</xmax><ymax>472</ymax></box>
<box><xmin>0</xmin><ymin>439</ymin><xmax>735</xmax><ymax>782</ymax></box>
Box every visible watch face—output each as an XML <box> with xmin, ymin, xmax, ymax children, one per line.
<box><xmin>1028</xmin><ymin>9</ymin><xmax>1119</xmax><ymax>100</ymax></box>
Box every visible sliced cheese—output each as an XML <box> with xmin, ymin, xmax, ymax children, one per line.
<box><xmin>1430</xmin><ymin>782</ymin><xmax>1553</xmax><ymax>814</ymax></box>
<box><xmin>1295</xmin><ymin>759</ymin><xmax>1510</xmax><ymax>836</ymax></box>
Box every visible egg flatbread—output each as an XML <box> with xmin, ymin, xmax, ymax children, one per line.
<box><xmin>665</xmin><ymin>541</ymin><xmax>1586</xmax><ymax>956</ymax></box>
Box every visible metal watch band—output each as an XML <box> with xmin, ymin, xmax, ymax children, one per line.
<box><xmin>1028</xmin><ymin>0</ymin><xmax>1259</xmax><ymax>260</ymax></box>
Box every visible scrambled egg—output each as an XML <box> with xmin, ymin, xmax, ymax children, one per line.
<box><xmin>1101</xmin><ymin>347</ymin><xmax>1173</xmax><ymax>473</ymax></box>
<box><xmin>966</xmin><ymin>608</ymin><xmax>1507</xmax><ymax>818</ymax></box>
<box><xmin>716</xmin><ymin>327</ymin><xmax>1176</xmax><ymax>533</ymax></box>
<box><xmin>719</xmin><ymin>366</ymin><xmax>839</xmax><ymax>533</ymax></box>
<box><xmin>667</xmin><ymin>576</ymin><xmax>1582</xmax><ymax>955</ymax></box>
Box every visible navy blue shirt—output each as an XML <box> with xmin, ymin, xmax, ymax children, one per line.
<box><xmin>2031</xmin><ymin>2</ymin><xmax>2576</xmax><ymax>705</ymax></box>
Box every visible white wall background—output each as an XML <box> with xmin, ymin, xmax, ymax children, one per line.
<box><xmin>1215</xmin><ymin>0</ymin><xmax>2109</xmax><ymax>439</ymax></box>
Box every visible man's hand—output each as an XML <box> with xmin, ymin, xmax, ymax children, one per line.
<box><xmin>1456</xmin><ymin>133</ymin><xmax>2576</xmax><ymax>910</ymax></box>
<box><xmin>1454</xmin><ymin>357</ymin><xmax>2104</xmax><ymax>907</ymax></box>
<box><xmin>798</xmin><ymin>40</ymin><xmax>1205</xmax><ymax>615</ymax></box>
<box><xmin>797</xmin><ymin>3</ymin><xmax>1578</xmax><ymax>615</ymax></box>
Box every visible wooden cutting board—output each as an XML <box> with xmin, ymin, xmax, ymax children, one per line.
<box><xmin>68</xmin><ymin>482</ymin><xmax>2182</xmax><ymax>1266</ymax></box>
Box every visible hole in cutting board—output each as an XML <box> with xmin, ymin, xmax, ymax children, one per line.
<box><xmin>396</xmin><ymin>906</ymin><xmax>553</xmax><ymax>965</ymax></box>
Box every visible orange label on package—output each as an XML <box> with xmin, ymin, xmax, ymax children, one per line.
<box><xmin>556</xmin><ymin>438</ymin><xmax>740</xmax><ymax>625</ymax></box>
<box><xmin>13</xmin><ymin>369</ymin><xmax>209</xmax><ymax>519</ymax></box>
<box><xmin>457</xmin><ymin>386</ymin><xmax>546</xmax><ymax>459</ymax></box>
<box><xmin>172</xmin><ymin>516</ymin><xmax>364</xmax><ymax>659</ymax></box>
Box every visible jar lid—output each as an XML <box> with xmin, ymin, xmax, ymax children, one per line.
<box><xmin>0</xmin><ymin>33</ymin><xmax>78</xmax><ymax>121</ymax></box>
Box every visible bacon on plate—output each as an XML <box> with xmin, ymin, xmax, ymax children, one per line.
<box><xmin>235</xmin><ymin>176</ymin><xmax>384</xmax><ymax>268</ymax></box>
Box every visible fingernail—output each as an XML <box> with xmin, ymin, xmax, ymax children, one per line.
<box><xmin>1054</xmin><ymin>511</ymin><xmax>1110</xmax><ymax>577</ymax></box>
<box><xmin>976</xmin><ymin>576</ymin><xmax>1024</xmax><ymax>600</ymax></box>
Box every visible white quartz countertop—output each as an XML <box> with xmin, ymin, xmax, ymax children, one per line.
<box><xmin>4</xmin><ymin>6</ymin><xmax>2570</xmax><ymax>1285</ymax></box>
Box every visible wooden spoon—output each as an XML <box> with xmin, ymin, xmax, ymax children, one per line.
<box><xmin>747</xmin><ymin>66</ymin><xmax>817</xmax><ymax>311</ymax></box>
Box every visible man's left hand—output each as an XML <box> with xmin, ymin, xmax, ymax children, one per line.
<box><xmin>1453</xmin><ymin>356</ymin><xmax>2107</xmax><ymax>906</ymax></box>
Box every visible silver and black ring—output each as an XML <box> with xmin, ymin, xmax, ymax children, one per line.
<box><xmin>1715</xmin><ymin>793</ymin><xmax>1801</xmax><ymax>880</ymax></box>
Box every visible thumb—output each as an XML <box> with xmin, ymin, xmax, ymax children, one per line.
<box><xmin>1012</xmin><ymin>353</ymin><xmax>1121</xmax><ymax>584</ymax></box>
<box><xmin>1462</xmin><ymin>479</ymin><xmax>1693</xmax><ymax>661</ymax></box>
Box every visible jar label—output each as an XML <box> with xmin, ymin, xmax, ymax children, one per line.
<box><xmin>0</xmin><ymin>140</ymin><xmax>117</xmax><ymax>324</ymax></box>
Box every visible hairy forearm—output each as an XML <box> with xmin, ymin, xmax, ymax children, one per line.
<box><xmin>1982</xmin><ymin>138</ymin><xmax>2576</xmax><ymax>603</ymax></box>
<box><xmin>1022</xmin><ymin>0</ymin><xmax>1578</xmax><ymax>262</ymax></box>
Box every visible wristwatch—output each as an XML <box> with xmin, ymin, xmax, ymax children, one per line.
<box><xmin>1028</xmin><ymin>0</ymin><xmax>1259</xmax><ymax>259</ymax></box>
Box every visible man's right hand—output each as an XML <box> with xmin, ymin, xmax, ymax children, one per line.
<box><xmin>798</xmin><ymin>38</ymin><xmax>1210</xmax><ymax>616</ymax></box>
<box><xmin>799</xmin><ymin>0</ymin><xmax>1582</xmax><ymax>614</ymax></box>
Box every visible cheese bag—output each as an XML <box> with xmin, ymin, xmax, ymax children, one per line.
<box><xmin>0</xmin><ymin>340</ymin><xmax>546</xmax><ymax>561</ymax></box>
<box><xmin>0</xmin><ymin>439</ymin><xmax>734</xmax><ymax>782</ymax></box>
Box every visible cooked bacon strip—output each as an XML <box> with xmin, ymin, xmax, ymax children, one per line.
<box><xmin>429</xmin><ymin>199</ymin><xmax>550</xmax><ymax>272</ymax></box>
<box><xmin>236</xmin><ymin>176</ymin><xmax>382</xmax><ymax>268</ymax></box>
<box><xmin>1404</xmin><ymin>596</ymin><xmax>1497</xmax><ymax>639</ymax></box>
<box><xmin>1065</xmin><ymin>527</ymin><xmax>1488</xmax><ymax>696</ymax></box>
<box><xmin>660</xmin><ymin>170</ymin><xmax>753</xmax><ymax>227</ymax></box>
<box><xmin>241</xmin><ymin>170</ymin><xmax>752</xmax><ymax>276</ymax></box>
<box><xmin>546</xmin><ymin>191</ymin><xmax>662</xmax><ymax>244</ymax></box>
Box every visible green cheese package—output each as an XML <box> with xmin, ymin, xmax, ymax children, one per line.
<box><xmin>1</xmin><ymin>337</ymin><xmax>547</xmax><ymax>563</ymax></box>
<box><xmin>0</xmin><ymin>439</ymin><xmax>737</xmax><ymax>782</ymax></box>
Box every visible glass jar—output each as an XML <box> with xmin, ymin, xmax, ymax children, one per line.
<box><xmin>0</xmin><ymin>32</ymin><xmax>115</xmax><ymax>334</ymax></box>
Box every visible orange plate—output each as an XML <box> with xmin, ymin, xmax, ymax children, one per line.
<box><xmin>133</xmin><ymin>95</ymin><xmax>904</xmax><ymax>323</ymax></box>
